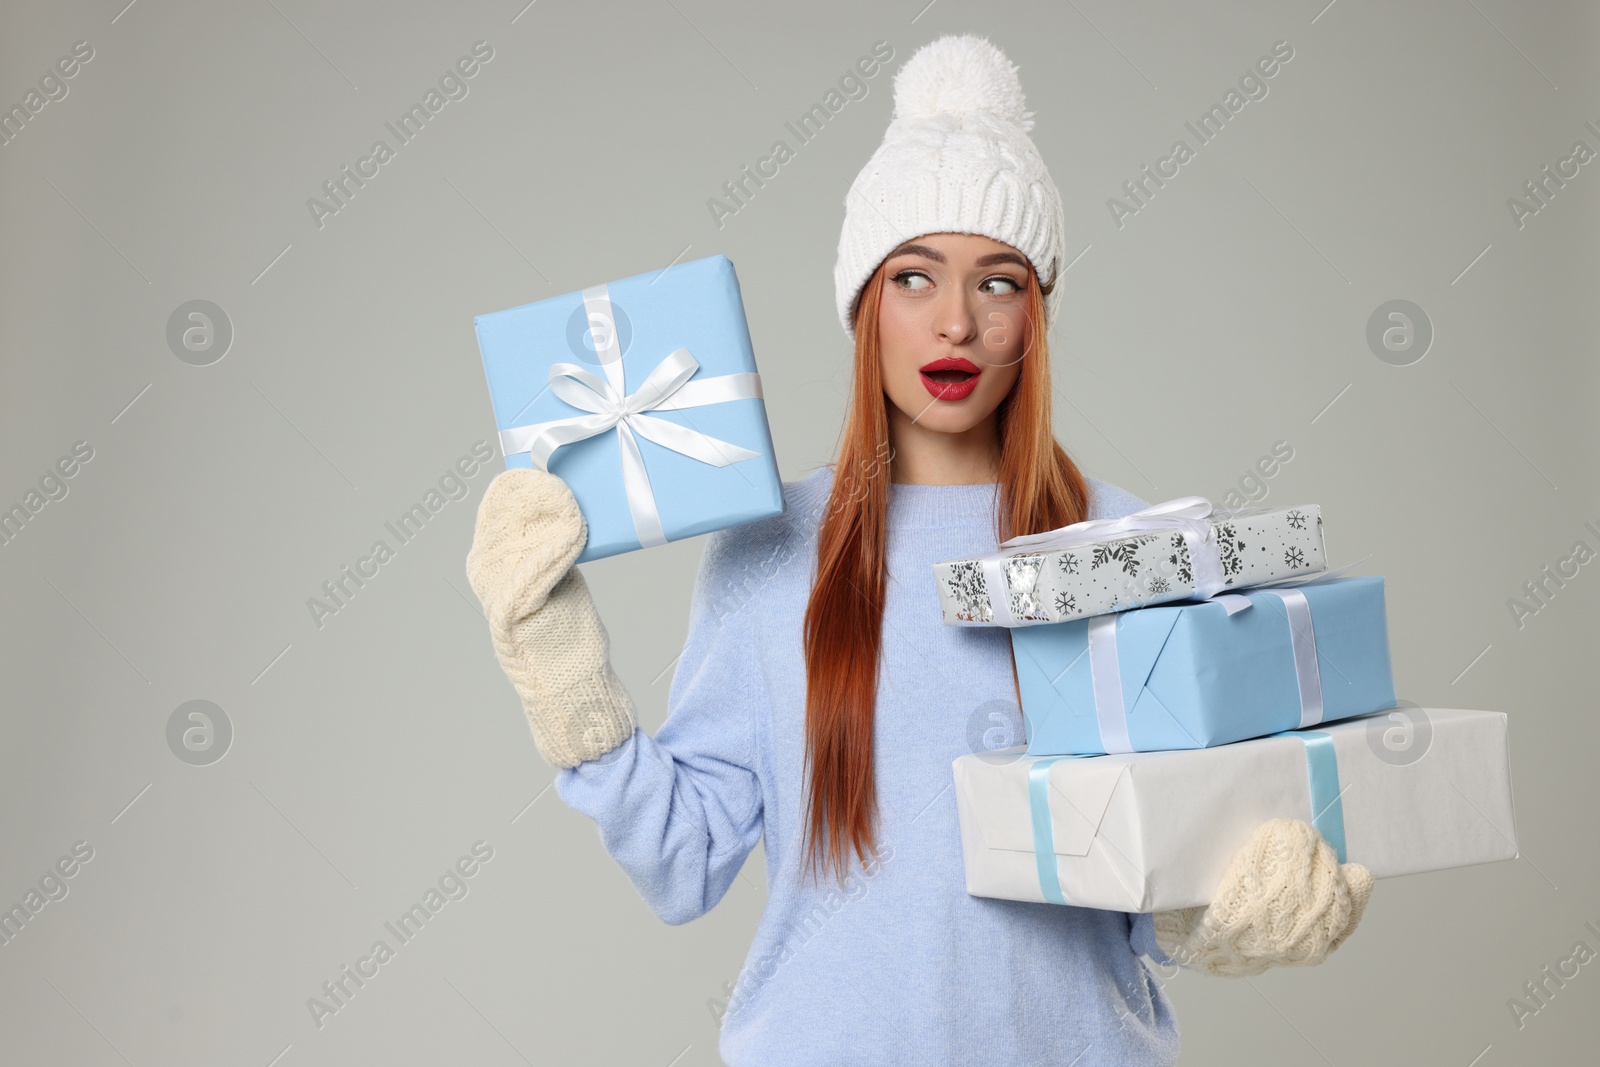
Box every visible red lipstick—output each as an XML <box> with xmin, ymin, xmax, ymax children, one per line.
<box><xmin>919</xmin><ymin>356</ymin><xmax>981</xmax><ymax>401</ymax></box>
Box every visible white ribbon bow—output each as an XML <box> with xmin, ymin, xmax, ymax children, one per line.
<box><xmin>498</xmin><ymin>282</ymin><xmax>764</xmax><ymax>549</ymax></box>
<box><xmin>978</xmin><ymin>496</ymin><xmax>1228</xmax><ymax>626</ymax></box>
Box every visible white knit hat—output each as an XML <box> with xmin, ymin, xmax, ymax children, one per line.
<box><xmin>833</xmin><ymin>34</ymin><xmax>1067</xmax><ymax>341</ymax></box>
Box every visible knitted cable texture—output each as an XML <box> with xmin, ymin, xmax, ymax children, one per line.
<box><xmin>1152</xmin><ymin>818</ymin><xmax>1375</xmax><ymax>978</ymax></box>
<box><xmin>465</xmin><ymin>467</ymin><xmax>636</xmax><ymax>768</ymax></box>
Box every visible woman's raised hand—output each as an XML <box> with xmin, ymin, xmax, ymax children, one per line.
<box><xmin>467</xmin><ymin>467</ymin><xmax>586</xmax><ymax>624</ymax></box>
<box><xmin>466</xmin><ymin>468</ymin><xmax>637</xmax><ymax>768</ymax></box>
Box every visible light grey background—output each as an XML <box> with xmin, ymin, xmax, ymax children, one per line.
<box><xmin>1</xmin><ymin>1</ymin><xmax>1595</xmax><ymax>1064</ymax></box>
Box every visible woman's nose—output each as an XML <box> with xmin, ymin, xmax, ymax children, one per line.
<box><xmin>933</xmin><ymin>291</ymin><xmax>977</xmax><ymax>344</ymax></box>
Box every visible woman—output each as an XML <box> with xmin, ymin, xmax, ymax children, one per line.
<box><xmin>466</xmin><ymin>34</ymin><xmax>1371</xmax><ymax>1066</ymax></box>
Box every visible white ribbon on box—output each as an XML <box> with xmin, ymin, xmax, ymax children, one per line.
<box><xmin>977</xmin><ymin>496</ymin><xmax>1228</xmax><ymax>627</ymax></box>
<box><xmin>498</xmin><ymin>282</ymin><xmax>765</xmax><ymax>550</ymax></box>
<box><xmin>1085</xmin><ymin>558</ymin><xmax>1371</xmax><ymax>753</ymax></box>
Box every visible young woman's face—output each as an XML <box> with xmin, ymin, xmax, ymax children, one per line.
<box><xmin>874</xmin><ymin>231</ymin><xmax>1034</xmax><ymax>435</ymax></box>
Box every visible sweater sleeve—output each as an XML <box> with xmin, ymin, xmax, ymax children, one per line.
<box><xmin>1129</xmin><ymin>912</ymin><xmax>1180</xmax><ymax>967</ymax></box>
<box><xmin>553</xmin><ymin>525</ymin><xmax>767</xmax><ymax>926</ymax></box>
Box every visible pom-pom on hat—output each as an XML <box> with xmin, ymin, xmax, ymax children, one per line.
<box><xmin>833</xmin><ymin>34</ymin><xmax>1067</xmax><ymax>341</ymax></box>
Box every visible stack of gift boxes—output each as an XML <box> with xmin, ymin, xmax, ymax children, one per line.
<box><xmin>935</xmin><ymin>501</ymin><xmax>1520</xmax><ymax>913</ymax></box>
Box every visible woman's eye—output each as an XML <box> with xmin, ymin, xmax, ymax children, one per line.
<box><xmin>982</xmin><ymin>276</ymin><xmax>1022</xmax><ymax>296</ymax></box>
<box><xmin>893</xmin><ymin>270</ymin><xmax>932</xmax><ymax>291</ymax></box>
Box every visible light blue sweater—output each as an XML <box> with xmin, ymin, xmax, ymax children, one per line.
<box><xmin>557</xmin><ymin>465</ymin><xmax>1181</xmax><ymax>1065</ymax></box>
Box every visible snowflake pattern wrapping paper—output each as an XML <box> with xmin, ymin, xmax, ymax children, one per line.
<box><xmin>933</xmin><ymin>504</ymin><xmax>1326</xmax><ymax>627</ymax></box>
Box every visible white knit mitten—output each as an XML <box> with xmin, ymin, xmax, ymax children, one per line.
<box><xmin>1152</xmin><ymin>818</ymin><xmax>1374</xmax><ymax>978</ymax></box>
<box><xmin>465</xmin><ymin>467</ymin><xmax>636</xmax><ymax>768</ymax></box>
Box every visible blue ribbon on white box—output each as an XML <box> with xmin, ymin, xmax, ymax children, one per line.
<box><xmin>497</xmin><ymin>281</ymin><xmax>765</xmax><ymax>550</ymax></box>
<box><xmin>1027</xmin><ymin>754</ymin><xmax>1090</xmax><ymax>906</ymax></box>
<box><xmin>1025</xmin><ymin>729</ymin><xmax>1348</xmax><ymax>904</ymax></box>
<box><xmin>1273</xmin><ymin>728</ymin><xmax>1349</xmax><ymax>863</ymax></box>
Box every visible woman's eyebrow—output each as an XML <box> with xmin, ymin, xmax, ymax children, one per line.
<box><xmin>887</xmin><ymin>242</ymin><xmax>944</xmax><ymax>262</ymax></box>
<box><xmin>975</xmin><ymin>251</ymin><xmax>1028</xmax><ymax>269</ymax></box>
<box><xmin>885</xmin><ymin>244</ymin><xmax>1028</xmax><ymax>271</ymax></box>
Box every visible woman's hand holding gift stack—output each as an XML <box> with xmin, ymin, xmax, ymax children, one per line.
<box><xmin>1152</xmin><ymin>817</ymin><xmax>1374</xmax><ymax>977</ymax></box>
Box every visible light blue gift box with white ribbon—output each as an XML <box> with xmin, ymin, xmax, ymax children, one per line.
<box><xmin>1011</xmin><ymin>573</ymin><xmax>1396</xmax><ymax>756</ymax></box>
<box><xmin>473</xmin><ymin>254</ymin><xmax>783</xmax><ymax>563</ymax></box>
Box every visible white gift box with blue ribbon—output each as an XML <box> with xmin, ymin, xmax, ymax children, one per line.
<box><xmin>474</xmin><ymin>254</ymin><xmax>783</xmax><ymax>563</ymax></box>
<box><xmin>1011</xmin><ymin>573</ymin><xmax>1396</xmax><ymax>756</ymax></box>
<box><xmin>951</xmin><ymin>707</ymin><xmax>1519</xmax><ymax>912</ymax></box>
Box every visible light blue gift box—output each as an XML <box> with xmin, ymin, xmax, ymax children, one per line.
<box><xmin>473</xmin><ymin>254</ymin><xmax>784</xmax><ymax>563</ymax></box>
<box><xmin>1010</xmin><ymin>574</ymin><xmax>1396</xmax><ymax>756</ymax></box>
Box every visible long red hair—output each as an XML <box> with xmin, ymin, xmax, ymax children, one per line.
<box><xmin>799</xmin><ymin>259</ymin><xmax>1092</xmax><ymax>888</ymax></box>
